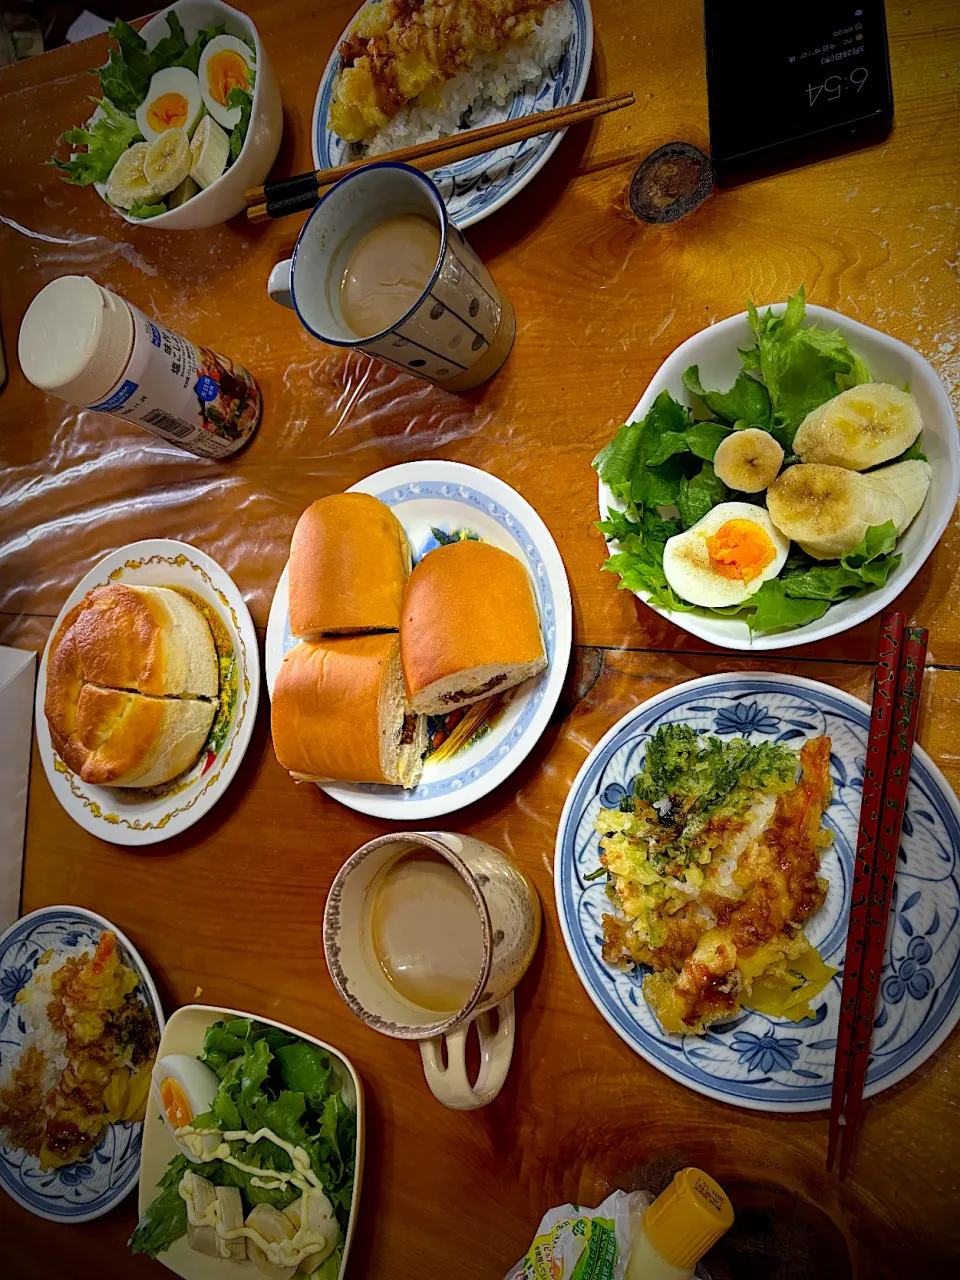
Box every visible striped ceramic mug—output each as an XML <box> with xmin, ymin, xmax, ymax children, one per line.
<box><xmin>266</xmin><ymin>163</ymin><xmax>516</xmax><ymax>391</ymax></box>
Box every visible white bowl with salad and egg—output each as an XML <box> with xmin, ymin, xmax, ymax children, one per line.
<box><xmin>131</xmin><ymin>1006</ymin><xmax>362</xmax><ymax>1279</ymax></box>
<box><xmin>50</xmin><ymin>1</ymin><xmax>281</xmax><ymax>229</ymax></box>
<box><xmin>594</xmin><ymin>288</ymin><xmax>959</xmax><ymax>649</ymax></box>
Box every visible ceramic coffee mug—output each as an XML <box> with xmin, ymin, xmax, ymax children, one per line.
<box><xmin>323</xmin><ymin>830</ymin><xmax>541</xmax><ymax>1110</ymax></box>
<box><xmin>266</xmin><ymin>163</ymin><xmax>516</xmax><ymax>391</ymax></box>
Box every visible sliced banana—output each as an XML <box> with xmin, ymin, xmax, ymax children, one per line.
<box><xmin>766</xmin><ymin>463</ymin><xmax>906</xmax><ymax>559</ymax></box>
<box><xmin>245</xmin><ymin>1204</ymin><xmax>298</xmax><ymax>1280</ymax></box>
<box><xmin>713</xmin><ymin>428</ymin><xmax>784</xmax><ymax>493</ymax></box>
<box><xmin>864</xmin><ymin>459</ymin><xmax>931</xmax><ymax>532</ymax></box>
<box><xmin>215</xmin><ymin>1185</ymin><xmax>246</xmax><ymax>1261</ymax></box>
<box><xmin>190</xmin><ymin>115</ymin><xmax>231</xmax><ymax>189</ymax></box>
<box><xmin>106</xmin><ymin>142</ymin><xmax>158</xmax><ymax>209</ymax></box>
<box><xmin>794</xmin><ymin>383</ymin><xmax>923</xmax><ymax>471</ymax></box>
<box><xmin>144</xmin><ymin>127</ymin><xmax>191</xmax><ymax>198</ymax></box>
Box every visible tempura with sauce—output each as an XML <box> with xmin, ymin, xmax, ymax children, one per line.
<box><xmin>595</xmin><ymin>724</ymin><xmax>835</xmax><ymax>1034</ymax></box>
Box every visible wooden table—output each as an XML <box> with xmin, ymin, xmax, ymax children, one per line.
<box><xmin>1</xmin><ymin>2</ymin><xmax>959</xmax><ymax>1275</ymax></box>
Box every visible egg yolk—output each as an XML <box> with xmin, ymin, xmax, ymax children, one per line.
<box><xmin>146</xmin><ymin>92</ymin><xmax>190</xmax><ymax>133</ymax></box>
<box><xmin>704</xmin><ymin>519</ymin><xmax>776</xmax><ymax>582</ymax></box>
<box><xmin>207</xmin><ymin>50</ymin><xmax>249</xmax><ymax>105</ymax></box>
<box><xmin>160</xmin><ymin>1077</ymin><xmax>193</xmax><ymax>1129</ymax></box>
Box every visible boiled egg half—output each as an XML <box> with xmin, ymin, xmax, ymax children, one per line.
<box><xmin>135</xmin><ymin>67</ymin><xmax>204</xmax><ymax>142</ymax></box>
<box><xmin>663</xmin><ymin>502</ymin><xmax>789</xmax><ymax>607</ymax></box>
<box><xmin>152</xmin><ymin>1054</ymin><xmax>220</xmax><ymax>1159</ymax></box>
<box><xmin>198</xmin><ymin>34</ymin><xmax>255</xmax><ymax>130</ymax></box>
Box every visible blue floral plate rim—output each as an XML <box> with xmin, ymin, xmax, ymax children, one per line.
<box><xmin>554</xmin><ymin>672</ymin><xmax>960</xmax><ymax>1113</ymax></box>
<box><xmin>0</xmin><ymin>905</ymin><xmax>164</xmax><ymax>1221</ymax></box>
<box><xmin>310</xmin><ymin>0</ymin><xmax>593</xmax><ymax>229</ymax></box>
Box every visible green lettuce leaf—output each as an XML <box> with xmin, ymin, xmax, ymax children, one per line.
<box><xmin>276</xmin><ymin>1041</ymin><xmax>334</xmax><ymax>1104</ymax></box>
<box><xmin>676</xmin><ymin>462</ymin><xmax>729</xmax><ymax>529</ymax></box>
<box><xmin>683</xmin><ymin>419</ymin><xmax>731</xmax><ymax>461</ymax></box>
<box><xmin>129</xmin><ymin>1156</ymin><xmax>190</xmax><ymax>1257</ymax></box>
<box><xmin>128</xmin><ymin>199</ymin><xmax>167</xmax><ymax>219</ymax></box>
<box><xmin>840</xmin><ymin>520</ymin><xmax>901</xmax><ymax>585</ymax></box>
<box><xmin>682</xmin><ymin>365</ymin><xmax>771</xmax><ymax>426</ymax></box>
<box><xmin>174</xmin><ymin>23</ymin><xmax>227</xmax><ymax>73</ymax></box>
<box><xmin>98</xmin><ymin>20</ymin><xmax>153</xmax><ymax>111</ymax></box>
<box><xmin>227</xmin><ymin>87</ymin><xmax>253</xmax><ymax>163</ymax></box>
<box><xmin>739</xmin><ymin>286</ymin><xmax>871</xmax><ymax>447</ymax></box>
<box><xmin>146</xmin><ymin>11</ymin><xmax>189</xmax><ymax>68</ymax></box>
<box><xmin>747</xmin><ymin>580</ymin><xmax>831</xmax><ymax>632</ymax></box>
<box><xmin>593</xmin><ymin>391</ymin><xmax>690</xmax><ymax>489</ymax></box>
<box><xmin>596</xmin><ymin>505</ymin><xmax>683</xmax><ymax>608</ymax></box>
<box><xmin>49</xmin><ymin>98</ymin><xmax>142</xmax><ymax>186</ymax></box>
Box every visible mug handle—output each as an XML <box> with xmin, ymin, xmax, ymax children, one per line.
<box><xmin>267</xmin><ymin>258</ymin><xmax>295</xmax><ymax>310</ymax></box>
<box><xmin>419</xmin><ymin>994</ymin><xmax>515</xmax><ymax>1111</ymax></box>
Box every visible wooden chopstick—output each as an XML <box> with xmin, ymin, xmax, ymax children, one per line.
<box><xmin>245</xmin><ymin>90</ymin><xmax>635</xmax><ymax>223</ymax></box>
<box><xmin>827</xmin><ymin>614</ymin><xmax>928</xmax><ymax>1178</ymax></box>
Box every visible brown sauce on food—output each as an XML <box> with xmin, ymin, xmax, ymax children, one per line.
<box><xmin>400</xmin><ymin>715</ymin><xmax>418</xmax><ymax>746</ymax></box>
<box><xmin>438</xmin><ymin>673</ymin><xmax>508</xmax><ymax>705</ymax></box>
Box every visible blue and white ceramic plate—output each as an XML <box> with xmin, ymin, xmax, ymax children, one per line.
<box><xmin>311</xmin><ymin>0</ymin><xmax>593</xmax><ymax>229</ymax></box>
<box><xmin>0</xmin><ymin>906</ymin><xmax>164</xmax><ymax>1221</ymax></box>
<box><xmin>555</xmin><ymin>672</ymin><xmax>960</xmax><ymax>1112</ymax></box>
<box><xmin>265</xmin><ymin>460</ymin><xmax>572</xmax><ymax>819</ymax></box>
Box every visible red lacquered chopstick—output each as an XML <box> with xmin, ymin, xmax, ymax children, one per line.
<box><xmin>826</xmin><ymin>611</ymin><xmax>904</xmax><ymax>1172</ymax></box>
<box><xmin>836</xmin><ymin>625</ymin><xmax>927</xmax><ymax>1180</ymax></box>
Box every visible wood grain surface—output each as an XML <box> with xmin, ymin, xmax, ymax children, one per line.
<box><xmin>1</xmin><ymin>1</ymin><xmax>959</xmax><ymax>1277</ymax></box>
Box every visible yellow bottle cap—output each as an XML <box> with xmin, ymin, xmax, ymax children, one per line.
<box><xmin>643</xmin><ymin>1167</ymin><xmax>734</xmax><ymax>1270</ymax></box>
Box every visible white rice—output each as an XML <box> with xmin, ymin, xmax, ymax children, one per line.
<box><xmin>363</xmin><ymin>1</ymin><xmax>575</xmax><ymax>156</ymax></box>
<box><xmin>0</xmin><ymin>942</ymin><xmax>92</xmax><ymax>1098</ymax></box>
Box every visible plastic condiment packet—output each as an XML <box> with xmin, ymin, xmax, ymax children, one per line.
<box><xmin>503</xmin><ymin>1190</ymin><xmax>651</xmax><ymax>1280</ymax></box>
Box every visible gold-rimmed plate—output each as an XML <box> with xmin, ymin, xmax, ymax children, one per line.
<box><xmin>35</xmin><ymin>539</ymin><xmax>259</xmax><ymax>847</ymax></box>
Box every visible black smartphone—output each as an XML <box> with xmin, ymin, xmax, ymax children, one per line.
<box><xmin>704</xmin><ymin>1</ymin><xmax>894</xmax><ymax>185</ymax></box>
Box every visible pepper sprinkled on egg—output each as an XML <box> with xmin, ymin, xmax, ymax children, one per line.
<box><xmin>662</xmin><ymin>502</ymin><xmax>790</xmax><ymax>607</ymax></box>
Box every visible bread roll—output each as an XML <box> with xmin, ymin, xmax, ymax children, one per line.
<box><xmin>271</xmin><ymin>635</ymin><xmax>425</xmax><ymax>789</ymax></box>
<box><xmin>400</xmin><ymin>540</ymin><xmax>547</xmax><ymax>716</ymax></box>
<box><xmin>63</xmin><ymin>583</ymin><xmax>218</xmax><ymax>697</ymax></box>
<box><xmin>50</xmin><ymin>684</ymin><xmax>215</xmax><ymax>788</ymax></box>
<box><xmin>44</xmin><ymin>582</ymin><xmax>219</xmax><ymax>789</ymax></box>
<box><xmin>288</xmin><ymin>493</ymin><xmax>411</xmax><ymax>639</ymax></box>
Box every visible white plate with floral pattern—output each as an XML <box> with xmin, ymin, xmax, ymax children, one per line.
<box><xmin>36</xmin><ymin>540</ymin><xmax>259</xmax><ymax>847</ymax></box>
<box><xmin>0</xmin><ymin>906</ymin><xmax>164</xmax><ymax>1221</ymax></box>
<box><xmin>265</xmin><ymin>460</ymin><xmax>572</xmax><ymax>819</ymax></box>
<box><xmin>555</xmin><ymin>672</ymin><xmax>960</xmax><ymax>1111</ymax></box>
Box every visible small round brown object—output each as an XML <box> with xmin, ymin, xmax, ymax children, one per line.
<box><xmin>629</xmin><ymin>142</ymin><xmax>714</xmax><ymax>224</ymax></box>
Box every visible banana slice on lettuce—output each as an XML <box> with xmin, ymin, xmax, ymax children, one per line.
<box><xmin>794</xmin><ymin>383</ymin><xmax>923</xmax><ymax>470</ymax></box>
<box><xmin>106</xmin><ymin>142</ymin><xmax>158</xmax><ymax>209</ymax></box>
<box><xmin>144</xmin><ymin>127</ymin><xmax>191</xmax><ymax>197</ymax></box>
<box><xmin>713</xmin><ymin>428</ymin><xmax>784</xmax><ymax>493</ymax></box>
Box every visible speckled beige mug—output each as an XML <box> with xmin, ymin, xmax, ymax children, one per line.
<box><xmin>323</xmin><ymin>831</ymin><xmax>541</xmax><ymax>1110</ymax></box>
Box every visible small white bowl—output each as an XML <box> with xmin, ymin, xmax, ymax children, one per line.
<box><xmin>137</xmin><ymin>1004</ymin><xmax>364</xmax><ymax>1279</ymax></box>
<box><xmin>598</xmin><ymin>304</ymin><xmax>960</xmax><ymax>651</ymax></box>
<box><xmin>91</xmin><ymin>0</ymin><xmax>281</xmax><ymax>230</ymax></box>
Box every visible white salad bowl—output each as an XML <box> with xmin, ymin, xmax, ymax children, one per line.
<box><xmin>137</xmin><ymin>1005</ymin><xmax>364</xmax><ymax>1280</ymax></box>
<box><xmin>91</xmin><ymin>0</ymin><xmax>282</xmax><ymax>230</ymax></box>
<box><xmin>598</xmin><ymin>304</ymin><xmax>960</xmax><ymax>651</ymax></box>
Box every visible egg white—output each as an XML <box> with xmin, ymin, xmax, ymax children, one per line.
<box><xmin>152</xmin><ymin>1053</ymin><xmax>221</xmax><ymax>1159</ymax></box>
<box><xmin>662</xmin><ymin>501</ymin><xmax>790</xmax><ymax>607</ymax></box>
<box><xmin>198</xmin><ymin>34</ymin><xmax>255</xmax><ymax>130</ymax></box>
<box><xmin>135</xmin><ymin>67</ymin><xmax>204</xmax><ymax>142</ymax></box>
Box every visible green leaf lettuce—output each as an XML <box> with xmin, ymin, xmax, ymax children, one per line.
<box><xmin>49</xmin><ymin>98</ymin><xmax>142</xmax><ymax>186</ymax></box>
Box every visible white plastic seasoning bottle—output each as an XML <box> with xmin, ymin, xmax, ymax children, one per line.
<box><xmin>18</xmin><ymin>275</ymin><xmax>261</xmax><ymax>460</ymax></box>
<box><xmin>625</xmin><ymin>1168</ymin><xmax>734</xmax><ymax>1280</ymax></box>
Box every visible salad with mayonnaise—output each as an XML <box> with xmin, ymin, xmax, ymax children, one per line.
<box><xmin>49</xmin><ymin>12</ymin><xmax>255</xmax><ymax>220</ymax></box>
<box><xmin>130</xmin><ymin>1018</ymin><xmax>356</xmax><ymax>1276</ymax></box>
<box><xmin>594</xmin><ymin>288</ymin><xmax>931</xmax><ymax>633</ymax></box>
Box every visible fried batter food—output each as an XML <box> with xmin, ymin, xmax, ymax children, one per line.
<box><xmin>330</xmin><ymin>0</ymin><xmax>560</xmax><ymax>142</ymax></box>
<box><xmin>644</xmin><ymin>736</ymin><xmax>833</xmax><ymax>1033</ymax></box>
<box><xmin>0</xmin><ymin>931</ymin><xmax>158</xmax><ymax>1169</ymax></box>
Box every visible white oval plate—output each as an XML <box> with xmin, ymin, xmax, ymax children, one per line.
<box><xmin>138</xmin><ymin>1004</ymin><xmax>363</xmax><ymax>1280</ymax></box>
<box><xmin>266</xmin><ymin>460</ymin><xmax>572</xmax><ymax>819</ymax></box>
<box><xmin>0</xmin><ymin>906</ymin><xmax>164</xmax><ymax>1221</ymax></box>
<box><xmin>312</xmin><ymin>0</ymin><xmax>593</xmax><ymax>229</ymax></box>
<box><xmin>598</xmin><ymin>304</ymin><xmax>960</xmax><ymax>651</ymax></box>
<box><xmin>555</xmin><ymin>672</ymin><xmax>960</xmax><ymax>1112</ymax></box>
<box><xmin>36</xmin><ymin>539</ymin><xmax>259</xmax><ymax>847</ymax></box>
